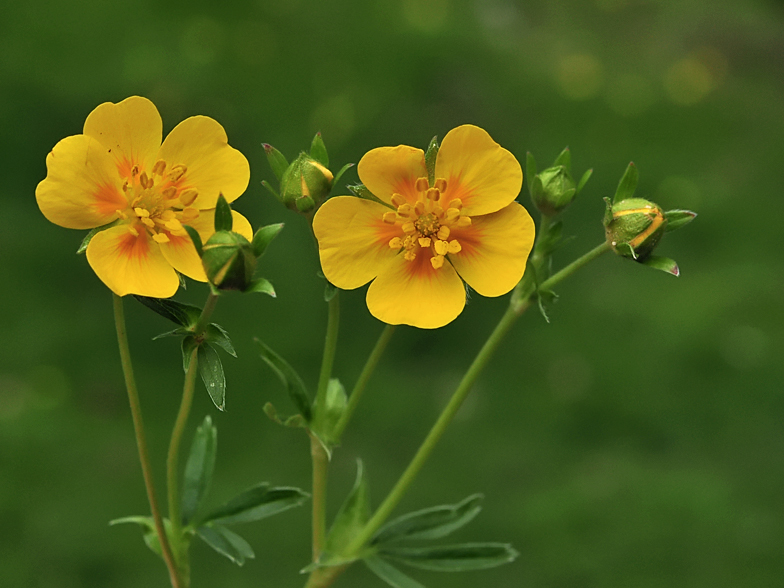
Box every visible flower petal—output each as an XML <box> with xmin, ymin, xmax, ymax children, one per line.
<box><xmin>36</xmin><ymin>135</ymin><xmax>126</xmax><ymax>229</ymax></box>
<box><xmin>366</xmin><ymin>249</ymin><xmax>466</xmax><ymax>329</ymax></box>
<box><xmin>83</xmin><ymin>96</ymin><xmax>162</xmax><ymax>180</ymax></box>
<box><xmin>164</xmin><ymin>210</ymin><xmax>254</xmax><ymax>282</ymax></box>
<box><xmin>435</xmin><ymin>125</ymin><xmax>522</xmax><ymax>216</ymax></box>
<box><xmin>156</xmin><ymin>116</ymin><xmax>250</xmax><ymax>210</ymax></box>
<box><xmin>358</xmin><ymin>145</ymin><xmax>427</xmax><ymax>205</ymax></box>
<box><xmin>86</xmin><ymin>225</ymin><xmax>179</xmax><ymax>298</ymax></box>
<box><xmin>313</xmin><ymin>196</ymin><xmax>401</xmax><ymax>289</ymax></box>
<box><xmin>448</xmin><ymin>202</ymin><xmax>535</xmax><ymax>297</ymax></box>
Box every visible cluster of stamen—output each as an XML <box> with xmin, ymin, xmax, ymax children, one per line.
<box><xmin>116</xmin><ymin>160</ymin><xmax>199</xmax><ymax>243</ymax></box>
<box><xmin>383</xmin><ymin>177</ymin><xmax>471</xmax><ymax>270</ymax></box>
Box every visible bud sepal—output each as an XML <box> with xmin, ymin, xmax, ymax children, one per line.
<box><xmin>527</xmin><ymin>148</ymin><xmax>592</xmax><ymax>217</ymax></box>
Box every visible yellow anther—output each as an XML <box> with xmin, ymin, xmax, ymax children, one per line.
<box><xmin>180</xmin><ymin>208</ymin><xmax>199</xmax><ymax>221</ymax></box>
<box><xmin>152</xmin><ymin>160</ymin><xmax>167</xmax><ymax>176</ymax></box>
<box><xmin>141</xmin><ymin>217</ymin><xmax>156</xmax><ymax>229</ymax></box>
<box><xmin>115</xmin><ymin>209</ymin><xmax>128</xmax><ymax>220</ymax></box>
<box><xmin>430</xmin><ymin>254</ymin><xmax>445</xmax><ymax>269</ymax></box>
<box><xmin>160</xmin><ymin>210</ymin><xmax>176</xmax><ymax>221</ymax></box>
<box><xmin>437</xmin><ymin>226</ymin><xmax>450</xmax><ymax>240</ymax></box>
<box><xmin>162</xmin><ymin>186</ymin><xmax>178</xmax><ymax>199</ymax></box>
<box><xmin>446</xmin><ymin>208</ymin><xmax>460</xmax><ymax>221</ymax></box>
<box><xmin>448</xmin><ymin>198</ymin><xmax>462</xmax><ymax>209</ymax></box>
<box><xmin>434</xmin><ymin>178</ymin><xmax>447</xmax><ymax>192</ymax></box>
<box><xmin>131</xmin><ymin>164</ymin><xmax>140</xmax><ymax>177</ymax></box>
<box><xmin>134</xmin><ymin>207</ymin><xmax>150</xmax><ymax>218</ymax></box>
<box><xmin>434</xmin><ymin>240</ymin><xmax>448</xmax><ymax>256</ymax></box>
<box><xmin>414</xmin><ymin>201</ymin><xmax>425</xmax><ymax>215</ymax></box>
<box><xmin>139</xmin><ymin>172</ymin><xmax>151</xmax><ymax>189</ymax></box>
<box><xmin>418</xmin><ymin>237</ymin><xmax>431</xmax><ymax>248</ymax></box>
<box><xmin>455</xmin><ymin>216</ymin><xmax>472</xmax><ymax>228</ymax></box>
<box><xmin>168</xmin><ymin>164</ymin><xmax>188</xmax><ymax>182</ymax></box>
<box><xmin>426</xmin><ymin>187</ymin><xmax>440</xmax><ymax>200</ymax></box>
<box><xmin>402</xmin><ymin>221</ymin><xmax>416</xmax><ymax>233</ymax></box>
<box><xmin>153</xmin><ymin>233</ymin><xmax>171</xmax><ymax>244</ymax></box>
<box><xmin>404</xmin><ymin>250</ymin><xmax>417</xmax><ymax>261</ymax></box>
<box><xmin>389</xmin><ymin>237</ymin><xmax>402</xmax><ymax>249</ymax></box>
<box><xmin>403</xmin><ymin>235</ymin><xmax>417</xmax><ymax>248</ymax></box>
<box><xmin>383</xmin><ymin>212</ymin><xmax>397</xmax><ymax>224</ymax></box>
<box><xmin>128</xmin><ymin>226</ymin><xmax>139</xmax><ymax>237</ymax></box>
<box><xmin>432</xmin><ymin>205</ymin><xmax>444</xmax><ymax>217</ymax></box>
<box><xmin>179</xmin><ymin>189</ymin><xmax>198</xmax><ymax>207</ymax></box>
<box><xmin>415</xmin><ymin>177</ymin><xmax>429</xmax><ymax>192</ymax></box>
<box><xmin>165</xmin><ymin>219</ymin><xmax>183</xmax><ymax>232</ymax></box>
<box><xmin>447</xmin><ymin>239</ymin><xmax>462</xmax><ymax>254</ymax></box>
<box><xmin>391</xmin><ymin>193</ymin><xmax>407</xmax><ymax>207</ymax></box>
<box><xmin>397</xmin><ymin>203</ymin><xmax>413</xmax><ymax>216</ymax></box>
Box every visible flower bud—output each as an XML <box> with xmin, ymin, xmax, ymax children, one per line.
<box><xmin>201</xmin><ymin>230</ymin><xmax>257</xmax><ymax>291</ymax></box>
<box><xmin>531</xmin><ymin>164</ymin><xmax>577</xmax><ymax>216</ymax></box>
<box><xmin>278</xmin><ymin>153</ymin><xmax>334</xmax><ymax>213</ymax></box>
<box><xmin>604</xmin><ymin>197</ymin><xmax>667</xmax><ymax>260</ymax></box>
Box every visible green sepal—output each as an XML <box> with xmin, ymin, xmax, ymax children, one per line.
<box><xmin>364</xmin><ymin>556</ymin><xmax>426</xmax><ymax>588</ymax></box>
<box><xmin>261</xmin><ymin>179</ymin><xmax>280</xmax><ymax>199</ymax></box>
<box><xmin>424</xmin><ymin>135</ymin><xmax>439</xmax><ymax>186</ymax></box>
<box><xmin>251</xmin><ymin>223</ymin><xmax>284</xmax><ymax>258</ymax></box>
<box><xmin>664</xmin><ymin>209</ymin><xmax>697</xmax><ymax>232</ymax></box>
<box><xmin>324</xmin><ymin>280</ymin><xmax>338</xmax><ymax>302</ymax></box>
<box><xmin>322</xmin><ymin>460</ymin><xmax>371</xmax><ymax>564</ymax></box>
<box><xmin>379</xmin><ymin>543</ymin><xmax>518</xmax><ymax>572</ymax></box>
<box><xmin>109</xmin><ymin>516</ymin><xmax>173</xmax><ymax>560</ymax></box>
<box><xmin>372</xmin><ymin>494</ymin><xmax>483</xmax><ymax>545</ymax></box>
<box><xmin>348</xmin><ymin>183</ymin><xmax>390</xmax><ymax>207</ymax></box>
<box><xmin>196</xmin><ymin>524</ymin><xmax>255</xmax><ymax>566</ymax></box>
<box><xmin>576</xmin><ymin>168</ymin><xmax>593</xmax><ymax>195</ymax></box>
<box><xmin>263</xmin><ymin>402</ymin><xmax>307</xmax><ymax>428</ymax></box>
<box><xmin>199</xmin><ymin>343</ymin><xmax>227</xmax><ymax>411</ymax></box>
<box><xmin>183</xmin><ymin>225</ymin><xmax>203</xmax><ymax>257</ymax></box>
<box><xmin>602</xmin><ymin>197</ymin><xmax>614</xmax><ymax>227</ymax></box>
<box><xmin>152</xmin><ymin>327</ymin><xmax>190</xmax><ymax>340</ymax></box>
<box><xmin>77</xmin><ymin>220</ymin><xmax>118</xmax><ymax>254</ymax></box>
<box><xmin>255</xmin><ymin>338</ymin><xmax>312</xmax><ymax>421</ymax></box>
<box><xmin>244</xmin><ymin>278</ymin><xmax>276</xmax><ymax>297</ymax></box>
<box><xmin>181</xmin><ymin>416</ymin><xmax>218</xmax><ymax>525</ymax></box>
<box><xmin>613</xmin><ymin>162</ymin><xmax>639</xmax><ymax>203</ymax></box>
<box><xmin>552</xmin><ymin>146</ymin><xmax>571</xmax><ymax>169</ymax></box>
<box><xmin>198</xmin><ymin>483</ymin><xmax>309</xmax><ymax>526</ymax></box>
<box><xmin>214</xmin><ymin>194</ymin><xmax>234</xmax><ymax>232</ymax></box>
<box><xmin>205</xmin><ymin>323</ymin><xmax>236</xmax><ymax>357</ymax></box>
<box><xmin>640</xmin><ymin>255</ymin><xmax>680</xmax><ymax>276</ymax></box>
<box><xmin>332</xmin><ymin>162</ymin><xmax>354</xmax><ymax>190</ymax></box>
<box><xmin>310</xmin><ymin>378</ymin><xmax>347</xmax><ymax>448</ymax></box>
<box><xmin>525</xmin><ymin>152</ymin><xmax>538</xmax><ymax>199</ymax></box>
<box><xmin>134</xmin><ymin>296</ymin><xmax>202</xmax><ymax>329</ymax></box>
<box><xmin>310</xmin><ymin>132</ymin><xmax>329</xmax><ymax>167</ymax></box>
<box><xmin>295</xmin><ymin>194</ymin><xmax>316</xmax><ymax>212</ymax></box>
<box><xmin>263</xmin><ymin>143</ymin><xmax>289</xmax><ymax>182</ymax></box>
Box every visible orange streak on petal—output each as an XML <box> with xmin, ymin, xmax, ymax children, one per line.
<box><xmin>93</xmin><ymin>182</ymin><xmax>127</xmax><ymax>216</ymax></box>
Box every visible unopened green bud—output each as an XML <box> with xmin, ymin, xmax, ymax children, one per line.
<box><xmin>201</xmin><ymin>230</ymin><xmax>257</xmax><ymax>291</ymax></box>
<box><xmin>279</xmin><ymin>153</ymin><xmax>334</xmax><ymax>213</ymax></box>
<box><xmin>532</xmin><ymin>165</ymin><xmax>577</xmax><ymax>216</ymax></box>
<box><xmin>604</xmin><ymin>197</ymin><xmax>667</xmax><ymax>260</ymax></box>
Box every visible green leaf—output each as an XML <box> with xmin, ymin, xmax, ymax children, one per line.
<box><xmin>263</xmin><ymin>143</ymin><xmax>289</xmax><ymax>182</ymax></box>
<box><xmin>664</xmin><ymin>209</ymin><xmax>697</xmax><ymax>232</ymax></box>
<box><xmin>183</xmin><ymin>225</ymin><xmax>203</xmax><ymax>257</ymax></box>
<box><xmin>575</xmin><ymin>168</ymin><xmax>593</xmax><ymax>195</ymax></box>
<box><xmin>347</xmin><ymin>183</ymin><xmax>390</xmax><ymax>207</ymax></box>
<box><xmin>424</xmin><ymin>135</ymin><xmax>439</xmax><ymax>186</ymax></box>
<box><xmin>380</xmin><ymin>543</ymin><xmax>518</xmax><ymax>572</ymax></box>
<box><xmin>181</xmin><ymin>416</ymin><xmax>218</xmax><ymax>525</ymax></box>
<box><xmin>205</xmin><ymin>323</ymin><xmax>236</xmax><ymax>357</ymax></box>
<box><xmin>245</xmin><ymin>278</ymin><xmax>276</xmax><ymax>297</ymax></box>
<box><xmin>613</xmin><ymin>162</ymin><xmax>638</xmax><ymax>203</ymax></box>
<box><xmin>255</xmin><ymin>338</ymin><xmax>312</xmax><ymax>421</ymax></box>
<box><xmin>364</xmin><ymin>556</ymin><xmax>426</xmax><ymax>588</ymax></box>
<box><xmin>373</xmin><ymin>494</ymin><xmax>483</xmax><ymax>545</ymax></box>
<box><xmin>310</xmin><ymin>132</ymin><xmax>329</xmax><ymax>167</ymax></box>
<box><xmin>332</xmin><ymin>162</ymin><xmax>354</xmax><ymax>190</ymax></box>
<box><xmin>110</xmin><ymin>516</ymin><xmax>172</xmax><ymax>559</ymax></box>
<box><xmin>214</xmin><ymin>194</ymin><xmax>233</xmax><ymax>232</ymax></box>
<box><xmin>640</xmin><ymin>255</ymin><xmax>680</xmax><ymax>276</ymax></box>
<box><xmin>251</xmin><ymin>223</ymin><xmax>284</xmax><ymax>258</ymax></box>
<box><xmin>152</xmin><ymin>327</ymin><xmax>190</xmax><ymax>340</ymax></box>
<box><xmin>199</xmin><ymin>343</ymin><xmax>226</xmax><ymax>411</ymax></box>
<box><xmin>196</xmin><ymin>524</ymin><xmax>255</xmax><ymax>566</ymax></box>
<box><xmin>325</xmin><ymin>460</ymin><xmax>371</xmax><ymax>558</ymax></box>
<box><xmin>552</xmin><ymin>146</ymin><xmax>571</xmax><ymax>170</ymax></box>
<box><xmin>200</xmin><ymin>483</ymin><xmax>309</xmax><ymax>526</ymax></box>
<box><xmin>77</xmin><ymin>220</ymin><xmax>118</xmax><ymax>254</ymax></box>
<box><xmin>182</xmin><ymin>336</ymin><xmax>198</xmax><ymax>372</ymax></box>
<box><xmin>525</xmin><ymin>152</ymin><xmax>537</xmax><ymax>199</ymax></box>
<box><xmin>134</xmin><ymin>296</ymin><xmax>202</xmax><ymax>328</ymax></box>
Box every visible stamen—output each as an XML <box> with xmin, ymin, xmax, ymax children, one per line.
<box><xmin>139</xmin><ymin>172</ymin><xmax>151</xmax><ymax>189</ymax></box>
<box><xmin>168</xmin><ymin>165</ymin><xmax>188</xmax><ymax>182</ymax></box>
<box><xmin>397</xmin><ymin>203</ymin><xmax>413</xmax><ymax>216</ymax></box>
<box><xmin>432</xmin><ymin>205</ymin><xmax>444</xmax><ymax>217</ymax></box>
<box><xmin>153</xmin><ymin>233</ymin><xmax>170</xmax><ymax>244</ymax></box>
<box><xmin>128</xmin><ymin>226</ymin><xmax>139</xmax><ymax>237</ymax></box>
<box><xmin>437</xmin><ymin>226</ymin><xmax>450</xmax><ymax>240</ymax></box>
<box><xmin>434</xmin><ymin>178</ymin><xmax>447</xmax><ymax>192</ymax></box>
<box><xmin>134</xmin><ymin>207</ymin><xmax>150</xmax><ymax>218</ymax></box>
<box><xmin>425</xmin><ymin>187</ymin><xmax>440</xmax><ymax>201</ymax></box>
<box><xmin>389</xmin><ymin>237</ymin><xmax>402</xmax><ymax>249</ymax></box>
<box><xmin>434</xmin><ymin>240</ymin><xmax>448</xmax><ymax>256</ymax></box>
<box><xmin>115</xmin><ymin>209</ymin><xmax>128</xmax><ymax>220</ymax></box>
<box><xmin>160</xmin><ymin>210</ymin><xmax>176</xmax><ymax>221</ymax></box>
<box><xmin>445</xmin><ymin>208</ymin><xmax>460</xmax><ymax>221</ymax></box>
<box><xmin>162</xmin><ymin>186</ymin><xmax>178</xmax><ymax>199</ymax></box>
<box><xmin>391</xmin><ymin>193</ymin><xmax>406</xmax><ymax>207</ymax></box>
<box><xmin>165</xmin><ymin>219</ymin><xmax>183</xmax><ymax>232</ymax></box>
<box><xmin>430</xmin><ymin>255</ymin><xmax>445</xmax><ymax>269</ymax></box>
<box><xmin>141</xmin><ymin>217</ymin><xmax>156</xmax><ymax>229</ymax></box>
<box><xmin>447</xmin><ymin>240</ymin><xmax>462</xmax><ymax>254</ymax></box>
<box><xmin>418</xmin><ymin>237</ymin><xmax>431</xmax><ymax>248</ymax></box>
<box><xmin>404</xmin><ymin>250</ymin><xmax>417</xmax><ymax>261</ymax></box>
<box><xmin>131</xmin><ymin>165</ymin><xmax>140</xmax><ymax>177</ymax></box>
<box><xmin>448</xmin><ymin>198</ymin><xmax>462</xmax><ymax>209</ymax></box>
<box><xmin>152</xmin><ymin>160</ymin><xmax>167</xmax><ymax>176</ymax></box>
<box><xmin>179</xmin><ymin>189</ymin><xmax>198</xmax><ymax>207</ymax></box>
<box><xmin>382</xmin><ymin>212</ymin><xmax>397</xmax><ymax>224</ymax></box>
<box><xmin>455</xmin><ymin>216</ymin><xmax>472</xmax><ymax>228</ymax></box>
<box><xmin>180</xmin><ymin>208</ymin><xmax>199</xmax><ymax>221</ymax></box>
<box><xmin>414</xmin><ymin>201</ymin><xmax>425</xmax><ymax>215</ymax></box>
<box><xmin>401</xmin><ymin>221</ymin><xmax>416</xmax><ymax>233</ymax></box>
<box><xmin>415</xmin><ymin>177</ymin><xmax>429</xmax><ymax>192</ymax></box>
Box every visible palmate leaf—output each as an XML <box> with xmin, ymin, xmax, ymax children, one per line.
<box><xmin>110</xmin><ymin>516</ymin><xmax>173</xmax><ymax>560</ymax></box>
<box><xmin>255</xmin><ymin>338</ymin><xmax>312</xmax><ymax>421</ymax></box>
<box><xmin>379</xmin><ymin>543</ymin><xmax>518</xmax><ymax>572</ymax></box>
<box><xmin>320</xmin><ymin>460</ymin><xmax>370</xmax><ymax>564</ymax></box>
<box><xmin>181</xmin><ymin>416</ymin><xmax>218</xmax><ymax>525</ymax></box>
<box><xmin>134</xmin><ymin>295</ymin><xmax>202</xmax><ymax>329</ymax></box>
<box><xmin>364</xmin><ymin>555</ymin><xmax>426</xmax><ymax>588</ymax></box>
<box><xmin>198</xmin><ymin>343</ymin><xmax>226</xmax><ymax>411</ymax></box>
<box><xmin>372</xmin><ymin>495</ymin><xmax>483</xmax><ymax>545</ymax></box>
<box><xmin>198</xmin><ymin>483</ymin><xmax>309</xmax><ymax>526</ymax></box>
<box><xmin>196</xmin><ymin>524</ymin><xmax>255</xmax><ymax>566</ymax></box>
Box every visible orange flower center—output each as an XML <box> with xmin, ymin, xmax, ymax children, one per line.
<box><xmin>383</xmin><ymin>176</ymin><xmax>472</xmax><ymax>270</ymax></box>
<box><xmin>117</xmin><ymin>160</ymin><xmax>200</xmax><ymax>244</ymax></box>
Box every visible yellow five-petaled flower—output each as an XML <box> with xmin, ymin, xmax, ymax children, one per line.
<box><xmin>36</xmin><ymin>96</ymin><xmax>252</xmax><ymax>298</ymax></box>
<box><xmin>313</xmin><ymin>125</ymin><xmax>535</xmax><ymax>329</ymax></box>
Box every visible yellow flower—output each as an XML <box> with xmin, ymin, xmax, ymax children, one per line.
<box><xmin>313</xmin><ymin>125</ymin><xmax>535</xmax><ymax>329</ymax></box>
<box><xmin>36</xmin><ymin>96</ymin><xmax>252</xmax><ymax>298</ymax></box>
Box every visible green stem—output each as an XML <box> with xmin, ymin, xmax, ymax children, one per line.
<box><xmin>310</xmin><ymin>432</ymin><xmax>330</xmax><ymax>561</ymax></box>
<box><xmin>316</xmin><ymin>293</ymin><xmax>340</xmax><ymax>409</ymax></box>
<box><xmin>113</xmin><ymin>294</ymin><xmax>182</xmax><ymax>588</ymax></box>
<box><xmin>332</xmin><ymin>324</ymin><xmax>396</xmax><ymax>443</ymax></box>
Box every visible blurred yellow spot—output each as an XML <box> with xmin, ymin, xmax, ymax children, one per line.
<box><xmin>557</xmin><ymin>54</ymin><xmax>604</xmax><ymax>100</ymax></box>
<box><xmin>664</xmin><ymin>56</ymin><xmax>716</xmax><ymax>105</ymax></box>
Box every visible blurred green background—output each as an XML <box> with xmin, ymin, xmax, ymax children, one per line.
<box><xmin>2</xmin><ymin>0</ymin><xmax>783</xmax><ymax>586</ymax></box>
